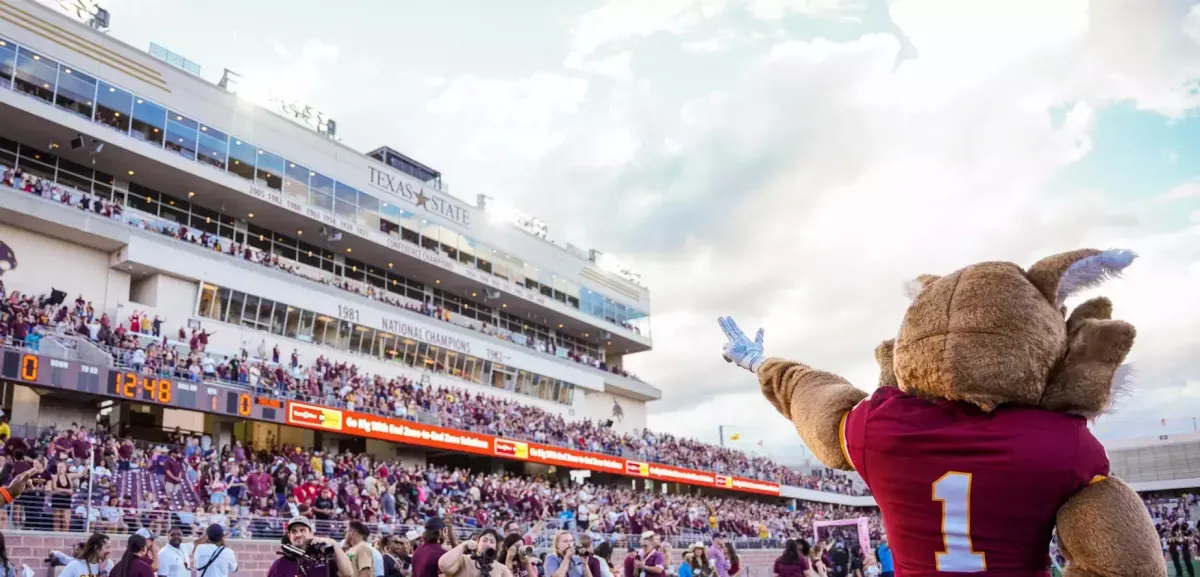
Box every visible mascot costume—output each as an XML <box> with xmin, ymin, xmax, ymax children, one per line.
<box><xmin>719</xmin><ymin>249</ymin><xmax>1164</xmax><ymax>577</ymax></box>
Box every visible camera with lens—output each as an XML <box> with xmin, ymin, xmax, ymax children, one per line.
<box><xmin>478</xmin><ymin>547</ymin><xmax>498</xmax><ymax>562</ymax></box>
<box><xmin>575</xmin><ymin>546</ymin><xmax>592</xmax><ymax>557</ymax></box>
<box><xmin>281</xmin><ymin>540</ymin><xmax>336</xmax><ymax>564</ymax></box>
<box><xmin>519</xmin><ymin>545</ymin><xmax>535</xmax><ymax>557</ymax></box>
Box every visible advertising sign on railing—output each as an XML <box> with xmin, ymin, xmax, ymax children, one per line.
<box><xmin>286</xmin><ymin>401</ymin><xmax>782</xmax><ymax>496</ymax></box>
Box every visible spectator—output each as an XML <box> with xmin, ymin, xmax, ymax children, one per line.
<box><xmin>774</xmin><ymin>540</ymin><xmax>813</xmax><ymax>577</ymax></box>
<box><xmin>192</xmin><ymin>524</ymin><xmax>238</xmax><ymax>577</ymax></box>
<box><xmin>111</xmin><ymin>533</ymin><xmax>156</xmax><ymax>577</ymax></box>
<box><xmin>413</xmin><ymin>517</ymin><xmax>452</xmax><ymax>577</ymax></box>
<box><xmin>59</xmin><ymin>533</ymin><xmax>114</xmax><ymax>577</ymax></box>
<box><xmin>544</xmin><ymin>532</ymin><xmax>587</xmax><ymax>577</ymax></box>
<box><xmin>438</xmin><ymin>528</ymin><xmax>512</xmax><ymax>577</ymax></box>
<box><xmin>267</xmin><ymin>516</ymin><xmax>354</xmax><ymax>577</ymax></box>
<box><xmin>344</xmin><ymin>521</ymin><xmax>376</xmax><ymax>577</ymax></box>
<box><xmin>157</xmin><ymin>527</ymin><xmax>191</xmax><ymax>577</ymax></box>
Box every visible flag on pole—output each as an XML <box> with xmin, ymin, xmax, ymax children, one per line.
<box><xmin>1162</xmin><ymin>418</ymin><xmax>1167</xmax><ymax>427</ymax></box>
<box><xmin>729</xmin><ymin>433</ymin><xmax>741</xmax><ymax>441</ymax></box>
<box><xmin>757</xmin><ymin>440</ymin><xmax>763</xmax><ymax>447</ymax></box>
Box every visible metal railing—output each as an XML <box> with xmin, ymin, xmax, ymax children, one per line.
<box><xmin>0</xmin><ymin>501</ymin><xmax>803</xmax><ymax>549</ymax></box>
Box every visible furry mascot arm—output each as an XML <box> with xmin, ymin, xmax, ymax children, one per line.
<box><xmin>1056</xmin><ymin>477</ymin><xmax>1164</xmax><ymax>577</ymax></box>
<box><xmin>718</xmin><ymin>317</ymin><xmax>866</xmax><ymax>471</ymax></box>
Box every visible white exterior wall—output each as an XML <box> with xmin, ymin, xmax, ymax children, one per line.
<box><xmin>0</xmin><ymin>0</ymin><xmax>651</xmax><ymax>340</ymax></box>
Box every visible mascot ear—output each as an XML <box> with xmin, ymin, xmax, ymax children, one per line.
<box><xmin>902</xmin><ymin>274</ymin><xmax>941</xmax><ymax>301</ymax></box>
<box><xmin>1025</xmin><ymin>249</ymin><xmax>1136</xmax><ymax>307</ymax></box>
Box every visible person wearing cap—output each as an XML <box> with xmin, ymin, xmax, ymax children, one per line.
<box><xmin>412</xmin><ymin>517</ymin><xmax>457</xmax><ymax>577</ymax></box>
<box><xmin>438</xmin><ymin>528</ymin><xmax>513</xmax><ymax>577</ymax></box>
<box><xmin>268</xmin><ymin>516</ymin><xmax>354</xmax><ymax>577</ymax></box>
<box><xmin>624</xmin><ymin>532</ymin><xmax>663</xmax><ymax>577</ymax></box>
<box><xmin>191</xmin><ymin>523</ymin><xmax>238</xmax><ymax>577</ymax></box>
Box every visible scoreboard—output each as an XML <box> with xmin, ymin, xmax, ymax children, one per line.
<box><xmin>0</xmin><ymin>349</ymin><xmax>284</xmax><ymax>423</ymax></box>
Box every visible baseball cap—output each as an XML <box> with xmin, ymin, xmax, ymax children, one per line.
<box><xmin>640</xmin><ymin>531</ymin><xmax>656</xmax><ymax>541</ymax></box>
<box><xmin>425</xmin><ymin>517</ymin><xmax>446</xmax><ymax>531</ymax></box>
<box><xmin>287</xmin><ymin>516</ymin><xmax>315</xmax><ymax>531</ymax></box>
<box><xmin>205</xmin><ymin>524</ymin><xmax>224</xmax><ymax>542</ymax></box>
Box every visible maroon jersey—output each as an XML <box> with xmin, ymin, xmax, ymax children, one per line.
<box><xmin>842</xmin><ymin>386</ymin><xmax>1108</xmax><ymax>577</ymax></box>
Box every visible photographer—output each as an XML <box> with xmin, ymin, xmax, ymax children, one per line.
<box><xmin>268</xmin><ymin>516</ymin><xmax>355</xmax><ymax>577</ymax></box>
<box><xmin>500</xmin><ymin>533</ymin><xmax>537</xmax><ymax>577</ymax></box>
<box><xmin>544</xmin><ymin>531</ymin><xmax>593</xmax><ymax>577</ymax></box>
<box><xmin>439</xmin><ymin>529</ymin><xmax>513</xmax><ymax>577</ymax></box>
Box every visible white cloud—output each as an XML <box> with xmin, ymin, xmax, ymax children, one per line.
<box><xmin>745</xmin><ymin>0</ymin><xmax>867</xmax><ymax>22</ymax></box>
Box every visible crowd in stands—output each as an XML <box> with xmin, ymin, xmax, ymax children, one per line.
<box><xmin>0</xmin><ymin>273</ymin><xmax>867</xmax><ymax>495</ymax></box>
<box><xmin>0</xmin><ymin>165</ymin><xmax>641</xmax><ymax>380</ymax></box>
<box><xmin>0</xmin><ymin>423</ymin><xmax>873</xmax><ymax>546</ymax></box>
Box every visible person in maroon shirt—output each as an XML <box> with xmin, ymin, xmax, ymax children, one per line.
<box><xmin>163</xmin><ymin>450</ymin><xmax>183</xmax><ymax>497</ymax></box>
<box><xmin>110</xmin><ymin>533</ymin><xmax>156</xmax><ymax>577</ymax></box>
<box><xmin>412</xmin><ymin>517</ymin><xmax>455</xmax><ymax>577</ymax></box>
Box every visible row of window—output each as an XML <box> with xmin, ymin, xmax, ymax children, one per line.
<box><xmin>196</xmin><ymin>283</ymin><xmax>576</xmax><ymax>405</ymax></box>
<box><xmin>0</xmin><ymin>35</ymin><xmax>651</xmax><ymax>336</ymax></box>
<box><xmin>0</xmin><ymin>133</ymin><xmax>602</xmax><ymax>358</ymax></box>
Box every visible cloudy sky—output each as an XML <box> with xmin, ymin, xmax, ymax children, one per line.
<box><xmin>93</xmin><ymin>0</ymin><xmax>1200</xmax><ymax>463</ymax></box>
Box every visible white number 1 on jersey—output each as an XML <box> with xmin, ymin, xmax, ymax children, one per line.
<box><xmin>933</xmin><ymin>472</ymin><xmax>987</xmax><ymax>572</ymax></box>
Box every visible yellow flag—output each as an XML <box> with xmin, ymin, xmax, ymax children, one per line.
<box><xmin>729</xmin><ymin>433</ymin><xmax>741</xmax><ymax>441</ymax></box>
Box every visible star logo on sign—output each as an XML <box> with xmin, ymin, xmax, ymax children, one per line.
<box><xmin>414</xmin><ymin>190</ymin><xmax>430</xmax><ymax>209</ymax></box>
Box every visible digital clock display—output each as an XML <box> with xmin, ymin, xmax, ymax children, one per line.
<box><xmin>110</xmin><ymin>371</ymin><xmax>172</xmax><ymax>403</ymax></box>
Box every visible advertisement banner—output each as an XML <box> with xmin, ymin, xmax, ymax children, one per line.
<box><xmin>285</xmin><ymin>401</ymin><xmax>781</xmax><ymax>496</ymax></box>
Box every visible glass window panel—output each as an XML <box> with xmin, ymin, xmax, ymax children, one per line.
<box><xmin>94</xmin><ymin>82</ymin><xmax>132</xmax><ymax>133</ymax></box>
<box><xmin>310</xmin><ymin>172</ymin><xmax>334</xmax><ymax>196</ymax></box>
<box><xmin>336</xmin><ymin>320</ymin><xmax>352</xmax><ymax>349</ymax></box>
<box><xmin>54</xmin><ymin>169</ymin><xmax>91</xmax><ymax>194</ymax></box>
<box><xmin>420</xmin><ymin>221</ymin><xmax>439</xmax><ymax>251</ymax></box>
<box><xmin>227</xmin><ymin>291</ymin><xmax>246</xmax><ymax>325</ymax></box>
<box><xmin>213</xmin><ymin>287</ymin><xmax>231</xmax><ymax>321</ymax></box>
<box><xmin>130</xmin><ymin>97</ymin><xmax>166</xmax><ymax>146</ymax></box>
<box><xmin>284</xmin><ymin>161</ymin><xmax>309</xmax><ymax>202</ymax></box>
<box><xmin>312</xmin><ymin>314</ymin><xmax>332</xmax><ymax>347</ymax></box>
<box><xmin>165</xmin><ymin>111</ymin><xmax>198</xmax><ymax>161</ymax></box>
<box><xmin>54</xmin><ymin>66</ymin><xmax>96</xmax><ymax>119</ymax></box>
<box><xmin>311</xmin><ymin>189</ymin><xmax>333</xmax><ymax>212</ymax></box>
<box><xmin>284</xmin><ymin>306</ymin><xmax>300</xmax><ymax>339</ymax></box>
<box><xmin>0</xmin><ymin>40</ymin><xmax>14</xmax><ymax>86</ymax></box>
<box><xmin>241</xmin><ymin>295</ymin><xmax>260</xmax><ymax>327</ymax></box>
<box><xmin>0</xmin><ymin>136</ymin><xmax>15</xmax><ymax>153</ymax></box>
<box><xmin>334</xmin><ymin>181</ymin><xmax>357</xmax><ymax>206</ymax></box>
<box><xmin>399</xmin><ymin>211</ymin><xmax>420</xmax><ymax>245</ymax></box>
<box><xmin>334</xmin><ymin>182</ymin><xmax>357</xmax><ymax>217</ymax></box>
<box><xmin>13</xmin><ymin>48</ymin><xmax>56</xmax><ymax>102</ymax></box>
<box><xmin>227</xmin><ymin>138</ymin><xmax>257</xmax><ymax>181</ymax></box>
<box><xmin>298</xmin><ymin>310</ymin><xmax>315</xmax><ymax>341</ymax></box>
<box><xmin>441</xmin><ymin>227</ymin><xmax>459</xmax><ymax>259</ymax></box>
<box><xmin>197</xmin><ymin>283</ymin><xmax>217</xmax><ymax>318</ymax></box>
<box><xmin>197</xmin><ymin>125</ymin><xmax>228</xmax><ymax>170</ymax></box>
<box><xmin>378</xmin><ymin>200</ymin><xmax>399</xmax><ymax>218</ymax></box>
<box><xmin>255</xmin><ymin>149</ymin><xmax>284</xmax><ymax>191</ymax></box>
<box><xmin>17</xmin><ymin>157</ymin><xmax>54</xmax><ymax>183</ymax></box>
<box><xmin>457</xmin><ymin>236</ymin><xmax>475</xmax><ymax>267</ymax></box>
<box><xmin>348</xmin><ymin>324</ymin><xmax>366</xmax><ymax>354</ymax></box>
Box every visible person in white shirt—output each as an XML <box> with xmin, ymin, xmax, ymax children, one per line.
<box><xmin>192</xmin><ymin>524</ymin><xmax>238</xmax><ymax>577</ymax></box>
<box><xmin>157</xmin><ymin>528</ymin><xmax>191</xmax><ymax>577</ymax></box>
<box><xmin>59</xmin><ymin>533</ymin><xmax>114</xmax><ymax>577</ymax></box>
